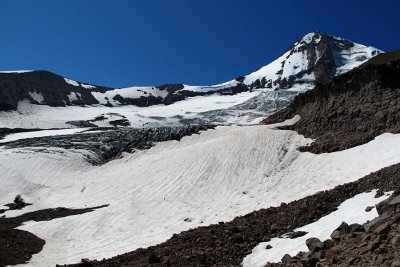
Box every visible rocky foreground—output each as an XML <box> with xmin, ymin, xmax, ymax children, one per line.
<box><xmin>266</xmin><ymin>191</ymin><xmax>400</xmax><ymax>267</ymax></box>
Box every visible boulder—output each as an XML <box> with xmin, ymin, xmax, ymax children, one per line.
<box><xmin>305</xmin><ymin>237</ymin><xmax>324</xmax><ymax>252</ymax></box>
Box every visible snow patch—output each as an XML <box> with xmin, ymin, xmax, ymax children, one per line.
<box><xmin>28</xmin><ymin>91</ymin><xmax>44</xmax><ymax>104</ymax></box>
<box><xmin>335</xmin><ymin>44</ymin><xmax>382</xmax><ymax>75</ymax></box>
<box><xmin>64</xmin><ymin>78</ymin><xmax>80</xmax><ymax>87</ymax></box>
<box><xmin>301</xmin><ymin>32</ymin><xmax>321</xmax><ymax>44</ymax></box>
<box><xmin>81</xmin><ymin>83</ymin><xmax>96</xmax><ymax>89</ymax></box>
<box><xmin>243</xmin><ymin>190</ymin><xmax>392</xmax><ymax>267</ymax></box>
<box><xmin>67</xmin><ymin>92</ymin><xmax>81</xmax><ymax>102</ymax></box>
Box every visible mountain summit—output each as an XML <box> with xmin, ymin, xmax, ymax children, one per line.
<box><xmin>242</xmin><ymin>32</ymin><xmax>382</xmax><ymax>90</ymax></box>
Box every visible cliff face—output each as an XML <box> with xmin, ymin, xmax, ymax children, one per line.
<box><xmin>263</xmin><ymin>51</ymin><xmax>400</xmax><ymax>153</ymax></box>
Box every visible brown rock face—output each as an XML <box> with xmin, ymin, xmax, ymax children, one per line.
<box><xmin>263</xmin><ymin>50</ymin><xmax>400</xmax><ymax>153</ymax></box>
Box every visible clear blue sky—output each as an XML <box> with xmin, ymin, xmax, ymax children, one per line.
<box><xmin>0</xmin><ymin>0</ymin><xmax>399</xmax><ymax>87</ymax></box>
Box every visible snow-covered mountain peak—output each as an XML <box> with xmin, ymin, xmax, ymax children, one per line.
<box><xmin>243</xmin><ymin>32</ymin><xmax>382</xmax><ymax>90</ymax></box>
<box><xmin>298</xmin><ymin>32</ymin><xmax>322</xmax><ymax>44</ymax></box>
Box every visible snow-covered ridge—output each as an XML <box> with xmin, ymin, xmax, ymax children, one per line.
<box><xmin>64</xmin><ymin>78</ymin><xmax>97</xmax><ymax>89</ymax></box>
<box><xmin>178</xmin><ymin>80</ymin><xmax>240</xmax><ymax>93</ymax></box>
<box><xmin>0</xmin><ymin>70</ymin><xmax>33</xmax><ymax>73</ymax></box>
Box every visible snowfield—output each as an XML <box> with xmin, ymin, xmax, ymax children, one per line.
<box><xmin>2</xmin><ymin>118</ymin><xmax>400</xmax><ymax>266</ymax></box>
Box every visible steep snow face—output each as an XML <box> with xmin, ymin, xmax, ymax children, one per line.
<box><xmin>64</xmin><ymin>78</ymin><xmax>80</xmax><ymax>87</ymax></box>
<box><xmin>2</xmin><ymin>123</ymin><xmax>400</xmax><ymax>266</ymax></box>
<box><xmin>334</xmin><ymin>42</ymin><xmax>379</xmax><ymax>75</ymax></box>
<box><xmin>243</xmin><ymin>32</ymin><xmax>382</xmax><ymax>89</ymax></box>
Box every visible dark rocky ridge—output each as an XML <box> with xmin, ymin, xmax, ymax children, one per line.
<box><xmin>0</xmin><ymin>71</ymin><xmax>109</xmax><ymax>110</ymax></box>
<box><xmin>61</xmin><ymin>163</ymin><xmax>400</xmax><ymax>267</ymax></box>
<box><xmin>263</xmin><ymin>50</ymin><xmax>400</xmax><ymax>153</ymax></box>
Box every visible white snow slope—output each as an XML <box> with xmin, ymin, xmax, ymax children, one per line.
<box><xmin>2</xmin><ymin>118</ymin><xmax>400</xmax><ymax>266</ymax></box>
<box><xmin>243</xmin><ymin>190</ymin><xmax>392</xmax><ymax>267</ymax></box>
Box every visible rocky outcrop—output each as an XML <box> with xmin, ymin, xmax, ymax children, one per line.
<box><xmin>0</xmin><ymin>71</ymin><xmax>109</xmax><ymax>110</ymax></box>
<box><xmin>263</xmin><ymin>51</ymin><xmax>400</xmax><ymax>153</ymax></box>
